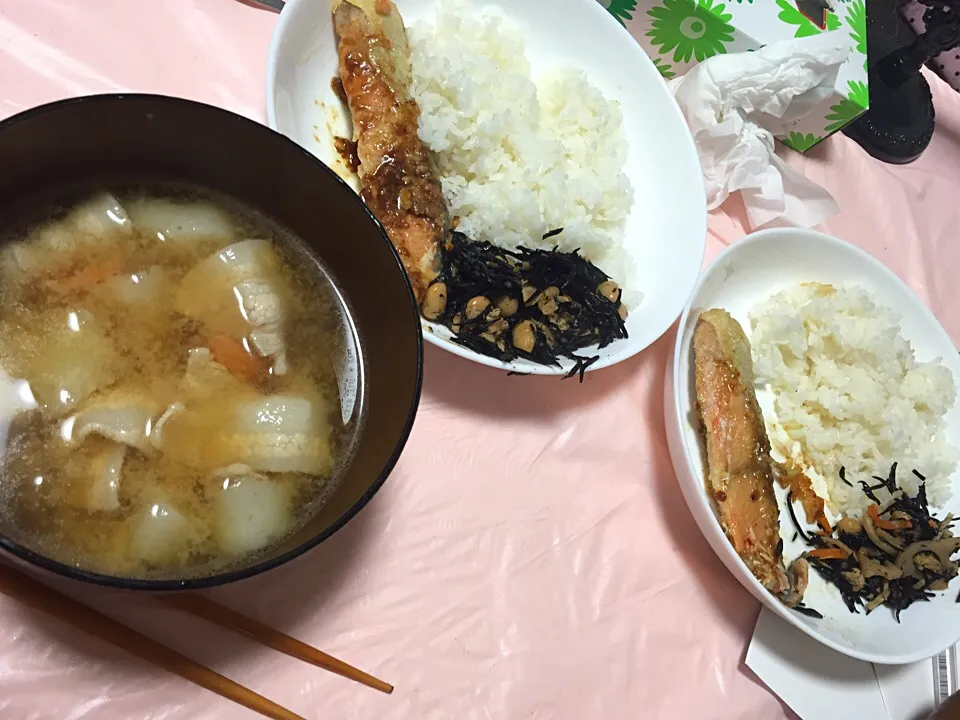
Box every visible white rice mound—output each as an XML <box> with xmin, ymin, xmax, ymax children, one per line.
<box><xmin>407</xmin><ymin>1</ymin><xmax>636</xmax><ymax>296</ymax></box>
<box><xmin>750</xmin><ymin>283</ymin><xmax>959</xmax><ymax>516</ymax></box>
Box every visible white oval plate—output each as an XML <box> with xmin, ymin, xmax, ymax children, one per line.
<box><xmin>266</xmin><ymin>0</ymin><xmax>706</xmax><ymax>375</ymax></box>
<box><xmin>665</xmin><ymin>228</ymin><xmax>960</xmax><ymax>664</ymax></box>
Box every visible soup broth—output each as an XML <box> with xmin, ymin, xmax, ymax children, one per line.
<box><xmin>0</xmin><ymin>184</ymin><xmax>362</xmax><ymax>579</ymax></box>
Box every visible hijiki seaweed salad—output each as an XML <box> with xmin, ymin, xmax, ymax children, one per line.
<box><xmin>425</xmin><ymin>231</ymin><xmax>628</xmax><ymax>378</ymax></box>
<box><xmin>331</xmin><ymin>0</ymin><xmax>636</xmax><ymax>378</ymax></box>
<box><xmin>791</xmin><ymin>465</ymin><xmax>960</xmax><ymax>621</ymax></box>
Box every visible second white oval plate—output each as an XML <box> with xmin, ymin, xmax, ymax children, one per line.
<box><xmin>666</xmin><ymin>228</ymin><xmax>960</xmax><ymax>664</ymax></box>
<box><xmin>266</xmin><ymin>0</ymin><xmax>706</xmax><ymax>375</ymax></box>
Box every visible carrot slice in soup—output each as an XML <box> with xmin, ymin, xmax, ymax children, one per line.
<box><xmin>208</xmin><ymin>334</ymin><xmax>268</xmax><ymax>384</ymax></box>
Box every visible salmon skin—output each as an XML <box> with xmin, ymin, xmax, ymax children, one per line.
<box><xmin>333</xmin><ymin>0</ymin><xmax>446</xmax><ymax>303</ymax></box>
<box><xmin>693</xmin><ymin>309</ymin><xmax>806</xmax><ymax>606</ymax></box>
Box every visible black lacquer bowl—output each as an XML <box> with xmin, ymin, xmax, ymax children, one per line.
<box><xmin>0</xmin><ymin>94</ymin><xmax>422</xmax><ymax>590</ymax></box>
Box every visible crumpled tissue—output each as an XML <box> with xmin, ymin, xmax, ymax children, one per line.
<box><xmin>669</xmin><ymin>31</ymin><xmax>853</xmax><ymax>230</ymax></box>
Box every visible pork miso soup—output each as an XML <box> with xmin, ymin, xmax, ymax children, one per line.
<box><xmin>0</xmin><ymin>186</ymin><xmax>362</xmax><ymax>578</ymax></box>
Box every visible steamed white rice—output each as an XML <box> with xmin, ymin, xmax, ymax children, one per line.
<box><xmin>407</xmin><ymin>1</ymin><xmax>636</xmax><ymax>296</ymax></box>
<box><xmin>750</xmin><ymin>283</ymin><xmax>959</xmax><ymax>516</ymax></box>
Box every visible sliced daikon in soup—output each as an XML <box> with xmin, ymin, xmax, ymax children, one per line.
<box><xmin>95</xmin><ymin>266</ymin><xmax>172</xmax><ymax>311</ymax></box>
<box><xmin>131</xmin><ymin>496</ymin><xmax>192</xmax><ymax>565</ymax></box>
<box><xmin>215</xmin><ymin>469</ymin><xmax>294</xmax><ymax>556</ymax></box>
<box><xmin>176</xmin><ymin>240</ymin><xmax>290</xmax><ymax>376</ymax></box>
<box><xmin>127</xmin><ymin>198</ymin><xmax>235</xmax><ymax>246</ymax></box>
<box><xmin>47</xmin><ymin>192</ymin><xmax>131</xmax><ymax>240</ymax></box>
<box><xmin>223</xmin><ymin>395</ymin><xmax>334</xmax><ymax>475</ymax></box>
<box><xmin>24</xmin><ymin>309</ymin><xmax>116</xmax><ymax>417</ymax></box>
<box><xmin>1</xmin><ymin>192</ymin><xmax>131</xmax><ymax>283</ymax></box>
<box><xmin>161</xmin><ymin>392</ymin><xmax>332</xmax><ymax>475</ymax></box>
<box><xmin>176</xmin><ymin>239</ymin><xmax>282</xmax><ymax>323</ymax></box>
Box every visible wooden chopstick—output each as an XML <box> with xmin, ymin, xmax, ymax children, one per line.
<box><xmin>0</xmin><ymin>564</ymin><xmax>304</xmax><ymax>720</ymax></box>
<box><xmin>162</xmin><ymin>593</ymin><xmax>394</xmax><ymax>695</ymax></box>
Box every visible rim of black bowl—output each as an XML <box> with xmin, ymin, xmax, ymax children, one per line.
<box><xmin>0</xmin><ymin>93</ymin><xmax>424</xmax><ymax>592</ymax></box>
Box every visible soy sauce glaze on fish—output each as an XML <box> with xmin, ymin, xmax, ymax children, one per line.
<box><xmin>693</xmin><ymin>309</ymin><xmax>807</xmax><ymax>606</ymax></box>
<box><xmin>332</xmin><ymin>0</ymin><xmax>446</xmax><ymax>304</ymax></box>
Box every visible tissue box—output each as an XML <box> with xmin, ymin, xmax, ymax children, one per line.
<box><xmin>599</xmin><ymin>0</ymin><xmax>869</xmax><ymax>151</ymax></box>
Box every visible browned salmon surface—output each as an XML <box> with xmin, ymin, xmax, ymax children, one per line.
<box><xmin>333</xmin><ymin>0</ymin><xmax>446</xmax><ymax>302</ymax></box>
<box><xmin>693</xmin><ymin>309</ymin><xmax>794</xmax><ymax>597</ymax></box>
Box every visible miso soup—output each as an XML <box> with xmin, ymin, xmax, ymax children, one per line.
<box><xmin>0</xmin><ymin>184</ymin><xmax>362</xmax><ymax>578</ymax></box>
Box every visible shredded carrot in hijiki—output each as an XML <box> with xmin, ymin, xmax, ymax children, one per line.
<box><xmin>868</xmin><ymin>504</ymin><xmax>913</xmax><ymax>531</ymax></box>
<box><xmin>783</xmin><ymin>468</ymin><xmax>831</xmax><ymax>533</ymax></box>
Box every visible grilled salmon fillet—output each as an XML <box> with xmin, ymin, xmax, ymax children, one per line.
<box><xmin>333</xmin><ymin>0</ymin><xmax>446</xmax><ymax>302</ymax></box>
<box><xmin>693</xmin><ymin>309</ymin><xmax>806</xmax><ymax>604</ymax></box>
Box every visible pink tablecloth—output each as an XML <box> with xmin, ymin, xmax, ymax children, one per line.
<box><xmin>1</xmin><ymin>2</ymin><xmax>959</xmax><ymax>719</ymax></box>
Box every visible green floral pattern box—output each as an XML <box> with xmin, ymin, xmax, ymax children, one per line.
<box><xmin>598</xmin><ymin>0</ymin><xmax>869</xmax><ymax>152</ymax></box>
